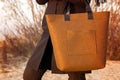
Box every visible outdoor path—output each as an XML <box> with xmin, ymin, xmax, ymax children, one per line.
<box><xmin>0</xmin><ymin>60</ymin><xmax>120</xmax><ymax>80</ymax></box>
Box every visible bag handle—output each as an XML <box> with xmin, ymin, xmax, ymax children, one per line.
<box><xmin>64</xmin><ymin>0</ymin><xmax>93</xmax><ymax>21</ymax></box>
<box><xmin>95</xmin><ymin>0</ymin><xmax>107</xmax><ymax>6</ymax></box>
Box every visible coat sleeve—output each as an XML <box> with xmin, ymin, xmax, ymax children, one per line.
<box><xmin>68</xmin><ymin>0</ymin><xmax>86</xmax><ymax>5</ymax></box>
<box><xmin>36</xmin><ymin>0</ymin><xmax>49</xmax><ymax>5</ymax></box>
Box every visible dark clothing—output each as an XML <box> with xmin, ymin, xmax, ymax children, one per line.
<box><xmin>23</xmin><ymin>0</ymin><xmax>91</xmax><ymax>80</ymax></box>
<box><xmin>24</xmin><ymin>0</ymin><xmax>89</xmax><ymax>72</ymax></box>
<box><xmin>39</xmin><ymin>37</ymin><xmax>52</xmax><ymax>70</ymax></box>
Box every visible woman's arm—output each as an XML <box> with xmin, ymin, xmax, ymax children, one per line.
<box><xmin>36</xmin><ymin>0</ymin><xmax>49</xmax><ymax>5</ymax></box>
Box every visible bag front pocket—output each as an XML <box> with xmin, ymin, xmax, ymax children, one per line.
<box><xmin>67</xmin><ymin>30</ymin><xmax>97</xmax><ymax>56</ymax></box>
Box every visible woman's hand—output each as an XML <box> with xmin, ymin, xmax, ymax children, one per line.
<box><xmin>36</xmin><ymin>0</ymin><xmax>49</xmax><ymax>4</ymax></box>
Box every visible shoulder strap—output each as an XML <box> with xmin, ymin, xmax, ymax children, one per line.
<box><xmin>95</xmin><ymin>0</ymin><xmax>107</xmax><ymax>6</ymax></box>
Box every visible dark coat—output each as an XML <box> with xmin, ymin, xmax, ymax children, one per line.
<box><xmin>23</xmin><ymin>0</ymin><xmax>91</xmax><ymax>80</ymax></box>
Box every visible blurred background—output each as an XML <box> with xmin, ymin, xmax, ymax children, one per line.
<box><xmin>0</xmin><ymin>0</ymin><xmax>120</xmax><ymax>80</ymax></box>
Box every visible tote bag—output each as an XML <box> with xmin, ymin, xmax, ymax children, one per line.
<box><xmin>45</xmin><ymin>2</ymin><xmax>110</xmax><ymax>72</ymax></box>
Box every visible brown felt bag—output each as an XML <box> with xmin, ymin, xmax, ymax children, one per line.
<box><xmin>45</xmin><ymin>2</ymin><xmax>110</xmax><ymax>72</ymax></box>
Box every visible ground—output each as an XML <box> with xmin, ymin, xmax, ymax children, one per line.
<box><xmin>0</xmin><ymin>59</ymin><xmax>120</xmax><ymax>80</ymax></box>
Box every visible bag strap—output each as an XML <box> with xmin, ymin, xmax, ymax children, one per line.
<box><xmin>64</xmin><ymin>0</ymin><xmax>93</xmax><ymax>21</ymax></box>
<box><xmin>95</xmin><ymin>0</ymin><xmax>107</xmax><ymax>6</ymax></box>
<box><xmin>64</xmin><ymin>0</ymin><xmax>108</xmax><ymax>21</ymax></box>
